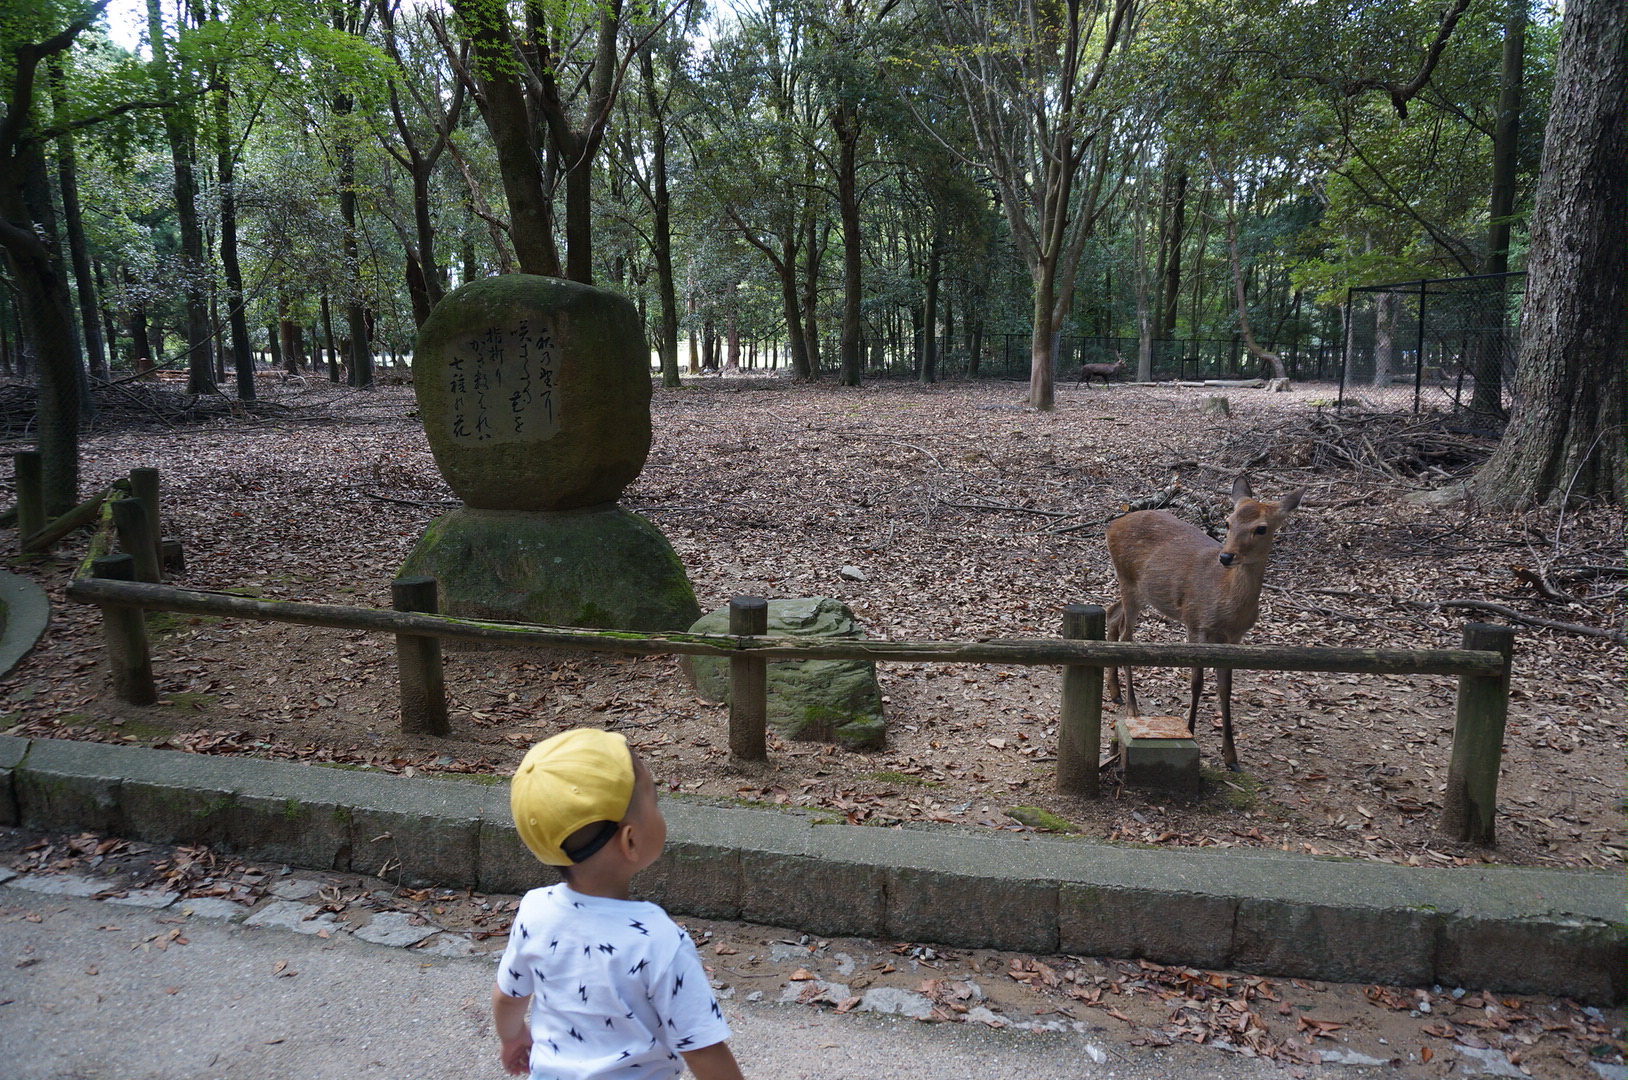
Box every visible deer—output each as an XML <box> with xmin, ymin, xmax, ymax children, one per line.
<box><xmin>1077</xmin><ymin>358</ymin><xmax>1125</xmax><ymax>386</ymax></box>
<box><xmin>1104</xmin><ymin>476</ymin><xmax>1305</xmax><ymax>771</ymax></box>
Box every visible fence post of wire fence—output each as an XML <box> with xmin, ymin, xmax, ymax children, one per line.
<box><xmin>393</xmin><ymin>576</ymin><xmax>449</xmax><ymax>737</ymax></box>
<box><xmin>91</xmin><ymin>554</ymin><xmax>156</xmax><ymax>706</ymax></box>
<box><xmin>1439</xmin><ymin>623</ymin><xmax>1516</xmax><ymax>846</ymax></box>
<box><xmin>728</xmin><ymin>596</ymin><xmax>769</xmax><ymax>763</ymax></box>
<box><xmin>1056</xmin><ymin>604</ymin><xmax>1105</xmax><ymax>797</ymax></box>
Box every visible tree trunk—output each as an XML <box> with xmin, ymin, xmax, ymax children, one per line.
<box><xmin>835</xmin><ymin>102</ymin><xmax>863</xmax><ymax>387</ymax></box>
<box><xmin>801</xmin><ymin>212</ymin><xmax>824</xmax><ymax>379</ymax></box>
<box><xmin>640</xmin><ymin>47</ymin><xmax>681</xmax><ymax>389</ymax></box>
<box><xmin>1471</xmin><ymin>0</ymin><xmax>1528</xmax><ymax>419</ymax></box>
<box><xmin>146</xmin><ymin>0</ymin><xmax>215</xmax><ymax>394</ymax></box>
<box><xmin>94</xmin><ymin>259</ymin><xmax>118</xmax><ymax>368</ymax></box>
<box><xmin>921</xmin><ymin>238</ymin><xmax>940</xmax><ymax>384</ymax></box>
<box><xmin>49</xmin><ymin>61</ymin><xmax>106</xmax><ymax>383</ymax></box>
<box><xmin>779</xmin><ymin>253</ymin><xmax>812</xmax><ymax>380</ymax></box>
<box><xmin>214</xmin><ymin>80</ymin><xmax>255</xmax><ymax>401</ymax></box>
<box><xmin>1373</xmin><ymin>290</ymin><xmax>1395</xmax><ymax>387</ymax></box>
<box><xmin>1222</xmin><ymin>179</ymin><xmax>1289</xmax><ymax>381</ymax></box>
<box><xmin>1472</xmin><ymin>0</ymin><xmax>1625</xmax><ymax>508</ymax></box>
<box><xmin>451</xmin><ymin>0</ymin><xmax>560</xmax><ymax>277</ymax></box>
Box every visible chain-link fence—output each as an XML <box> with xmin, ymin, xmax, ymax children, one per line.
<box><xmin>898</xmin><ymin>335</ymin><xmax>1343</xmax><ymax>382</ymax></box>
<box><xmin>1340</xmin><ymin>273</ymin><xmax>1525</xmax><ymax>417</ymax></box>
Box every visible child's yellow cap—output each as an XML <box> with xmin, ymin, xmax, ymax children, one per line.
<box><xmin>510</xmin><ymin>729</ymin><xmax>634</xmax><ymax>866</ymax></box>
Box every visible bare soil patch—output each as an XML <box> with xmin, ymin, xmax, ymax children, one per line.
<box><xmin>2</xmin><ymin>375</ymin><xmax>1622</xmax><ymax>871</ymax></box>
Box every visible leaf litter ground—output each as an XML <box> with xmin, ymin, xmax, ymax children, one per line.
<box><xmin>0</xmin><ymin>375</ymin><xmax>1622</xmax><ymax>1077</ymax></box>
<box><xmin>2</xmin><ymin>376</ymin><xmax>1621</xmax><ymax>871</ymax></box>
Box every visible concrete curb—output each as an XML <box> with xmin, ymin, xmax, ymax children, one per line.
<box><xmin>0</xmin><ymin>569</ymin><xmax>50</xmax><ymax>680</ymax></box>
<box><xmin>1</xmin><ymin>734</ymin><xmax>1621</xmax><ymax>1004</ymax></box>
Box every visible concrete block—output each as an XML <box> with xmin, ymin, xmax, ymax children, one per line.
<box><xmin>1233</xmin><ymin>897</ymin><xmax>1436</xmax><ymax>986</ymax></box>
<box><xmin>0</xmin><ymin>734</ymin><xmax>27</xmax><ymax>825</ymax></box>
<box><xmin>1115</xmin><ymin>717</ymin><xmax>1200</xmax><ymax>792</ymax></box>
<box><xmin>1059</xmin><ymin>883</ymin><xmax>1237</xmax><ymax>969</ymax></box>
<box><xmin>638</xmin><ymin>838</ymin><xmax>742</xmax><ymax>921</ymax></box>
<box><xmin>224</xmin><ymin>761</ymin><xmax>358</xmax><ymax>871</ymax></box>
<box><xmin>886</xmin><ymin>864</ymin><xmax>1058</xmax><ymax>954</ymax></box>
<box><xmin>477</xmin><ymin>816</ymin><xmax>557</xmax><ymax>896</ymax></box>
<box><xmin>13</xmin><ymin>738</ymin><xmax>128</xmax><ymax>834</ymax></box>
<box><xmin>1435</xmin><ymin>915</ymin><xmax>1626</xmax><ymax>1006</ymax></box>
<box><xmin>344</xmin><ymin>775</ymin><xmax>492</xmax><ymax>888</ymax></box>
<box><xmin>740</xmin><ymin>851</ymin><xmax>884</xmax><ymax>939</ymax></box>
<box><xmin>119</xmin><ymin>753</ymin><xmax>246</xmax><ymax>847</ymax></box>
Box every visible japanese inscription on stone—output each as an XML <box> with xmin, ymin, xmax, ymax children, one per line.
<box><xmin>445</xmin><ymin>321</ymin><xmax>559</xmax><ymax>445</ymax></box>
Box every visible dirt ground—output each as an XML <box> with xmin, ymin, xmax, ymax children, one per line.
<box><xmin>3</xmin><ymin>825</ymin><xmax>1623</xmax><ymax>1079</ymax></box>
<box><xmin>0</xmin><ymin>375</ymin><xmax>1623</xmax><ymax>874</ymax></box>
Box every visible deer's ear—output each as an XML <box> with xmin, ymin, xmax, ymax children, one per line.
<box><xmin>1231</xmin><ymin>475</ymin><xmax>1253</xmax><ymax>503</ymax></box>
<box><xmin>1278</xmin><ymin>487</ymin><xmax>1306</xmax><ymax>514</ymax></box>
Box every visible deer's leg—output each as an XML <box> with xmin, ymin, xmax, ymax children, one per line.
<box><xmin>1186</xmin><ymin>666</ymin><xmax>1204</xmax><ymax>738</ymax></box>
<box><xmin>1218</xmin><ymin>667</ymin><xmax>1239</xmax><ymax>771</ymax></box>
<box><xmin>1104</xmin><ymin>602</ymin><xmax>1122</xmax><ymax>703</ymax></box>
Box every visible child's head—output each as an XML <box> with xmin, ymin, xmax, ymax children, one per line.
<box><xmin>511</xmin><ymin>729</ymin><xmax>664</xmax><ymax>877</ymax></box>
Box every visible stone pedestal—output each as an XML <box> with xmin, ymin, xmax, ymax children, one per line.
<box><xmin>401</xmin><ymin>506</ymin><xmax>699</xmax><ymax>632</ymax></box>
<box><xmin>1113</xmin><ymin>715</ymin><xmax>1201</xmax><ymax>792</ymax></box>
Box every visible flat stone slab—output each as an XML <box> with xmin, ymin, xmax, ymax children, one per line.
<box><xmin>1115</xmin><ymin>716</ymin><xmax>1200</xmax><ymax>792</ymax></box>
<box><xmin>268</xmin><ymin>878</ymin><xmax>323</xmax><ymax>900</ymax></box>
<box><xmin>6</xmin><ymin>872</ymin><xmax>105</xmax><ymax>897</ymax></box>
<box><xmin>105</xmin><ymin>888</ymin><xmax>178</xmax><ymax>909</ymax></box>
<box><xmin>244</xmin><ymin>899</ymin><xmax>340</xmax><ymax>935</ymax></box>
<box><xmin>353</xmin><ymin>911</ymin><xmax>439</xmax><ymax>948</ymax></box>
<box><xmin>175</xmin><ymin>897</ymin><xmax>249</xmax><ymax>920</ymax></box>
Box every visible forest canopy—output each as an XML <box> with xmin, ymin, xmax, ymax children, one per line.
<box><xmin>7</xmin><ymin>0</ymin><xmax>1604</xmax><ymax>489</ymax></box>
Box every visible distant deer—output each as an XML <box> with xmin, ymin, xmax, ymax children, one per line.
<box><xmin>1077</xmin><ymin>358</ymin><xmax>1125</xmax><ymax>386</ymax></box>
<box><xmin>1105</xmin><ymin>476</ymin><xmax>1305</xmax><ymax>770</ymax></box>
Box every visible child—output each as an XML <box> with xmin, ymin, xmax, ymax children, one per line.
<box><xmin>494</xmin><ymin>728</ymin><xmax>744</xmax><ymax>1080</ymax></box>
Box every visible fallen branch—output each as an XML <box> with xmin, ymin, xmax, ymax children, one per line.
<box><xmin>1399</xmin><ymin>599</ymin><xmax>1625</xmax><ymax>644</ymax></box>
<box><xmin>21</xmin><ymin>483</ymin><xmax>119</xmax><ymax>553</ymax></box>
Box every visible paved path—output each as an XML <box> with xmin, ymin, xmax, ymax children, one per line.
<box><xmin>3</xmin><ymin>878</ymin><xmax>1374</xmax><ymax>1080</ymax></box>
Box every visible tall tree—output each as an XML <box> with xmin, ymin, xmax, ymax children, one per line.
<box><xmin>0</xmin><ymin>2</ymin><xmax>111</xmax><ymax>515</ymax></box>
<box><xmin>1469</xmin><ymin>0</ymin><xmax>1528</xmax><ymax>419</ymax></box>
<box><xmin>48</xmin><ymin>57</ymin><xmax>108</xmax><ymax>382</ymax></box>
<box><xmin>146</xmin><ymin>0</ymin><xmax>215</xmax><ymax>393</ymax></box>
<box><xmin>1472</xmin><ymin>0</ymin><xmax>1625</xmax><ymax>508</ymax></box>
<box><xmin>375</xmin><ymin>0</ymin><xmax>465</xmax><ymax>328</ymax></box>
<box><xmin>931</xmin><ymin>0</ymin><xmax>1140</xmax><ymax>410</ymax></box>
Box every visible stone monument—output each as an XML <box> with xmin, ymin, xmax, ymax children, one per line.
<box><xmin>400</xmin><ymin>275</ymin><xmax>700</xmax><ymax>632</ymax></box>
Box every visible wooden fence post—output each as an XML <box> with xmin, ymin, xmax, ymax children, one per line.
<box><xmin>92</xmin><ymin>554</ymin><xmax>156</xmax><ymax>706</ymax></box>
<box><xmin>1439</xmin><ymin>623</ymin><xmax>1515</xmax><ymax>846</ymax></box>
<box><xmin>110</xmin><ymin>497</ymin><xmax>161</xmax><ymax>583</ymax></box>
<box><xmin>728</xmin><ymin>596</ymin><xmax>769</xmax><ymax>763</ymax></box>
<box><xmin>128</xmin><ymin>467</ymin><xmax>164</xmax><ymax>574</ymax></box>
<box><xmin>14</xmin><ymin>451</ymin><xmax>43</xmax><ymax>541</ymax></box>
<box><xmin>393</xmin><ymin>576</ymin><xmax>449</xmax><ymax>737</ymax></box>
<box><xmin>1057</xmin><ymin>604</ymin><xmax>1105</xmax><ymax>797</ymax></box>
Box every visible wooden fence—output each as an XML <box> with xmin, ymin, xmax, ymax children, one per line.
<box><xmin>67</xmin><ymin>556</ymin><xmax>1515</xmax><ymax>846</ymax></box>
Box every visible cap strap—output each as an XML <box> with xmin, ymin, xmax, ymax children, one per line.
<box><xmin>564</xmin><ymin>820</ymin><xmax>620</xmax><ymax>864</ymax></box>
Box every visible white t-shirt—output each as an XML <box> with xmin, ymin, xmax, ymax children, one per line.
<box><xmin>496</xmin><ymin>884</ymin><xmax>732</xmax><ymax>1080</ymax></box>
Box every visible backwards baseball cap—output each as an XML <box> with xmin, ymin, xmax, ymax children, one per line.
<box><xmin>511</xmin><ymin>729</ymin><xmax>635</xmax><ymax>866</ymax></box>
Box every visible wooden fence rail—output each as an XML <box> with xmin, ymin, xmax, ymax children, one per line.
<box><xmin>65</xmin><ymin>564</ymin><xmax>1514</xmax><ymax>845</ymax></box>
